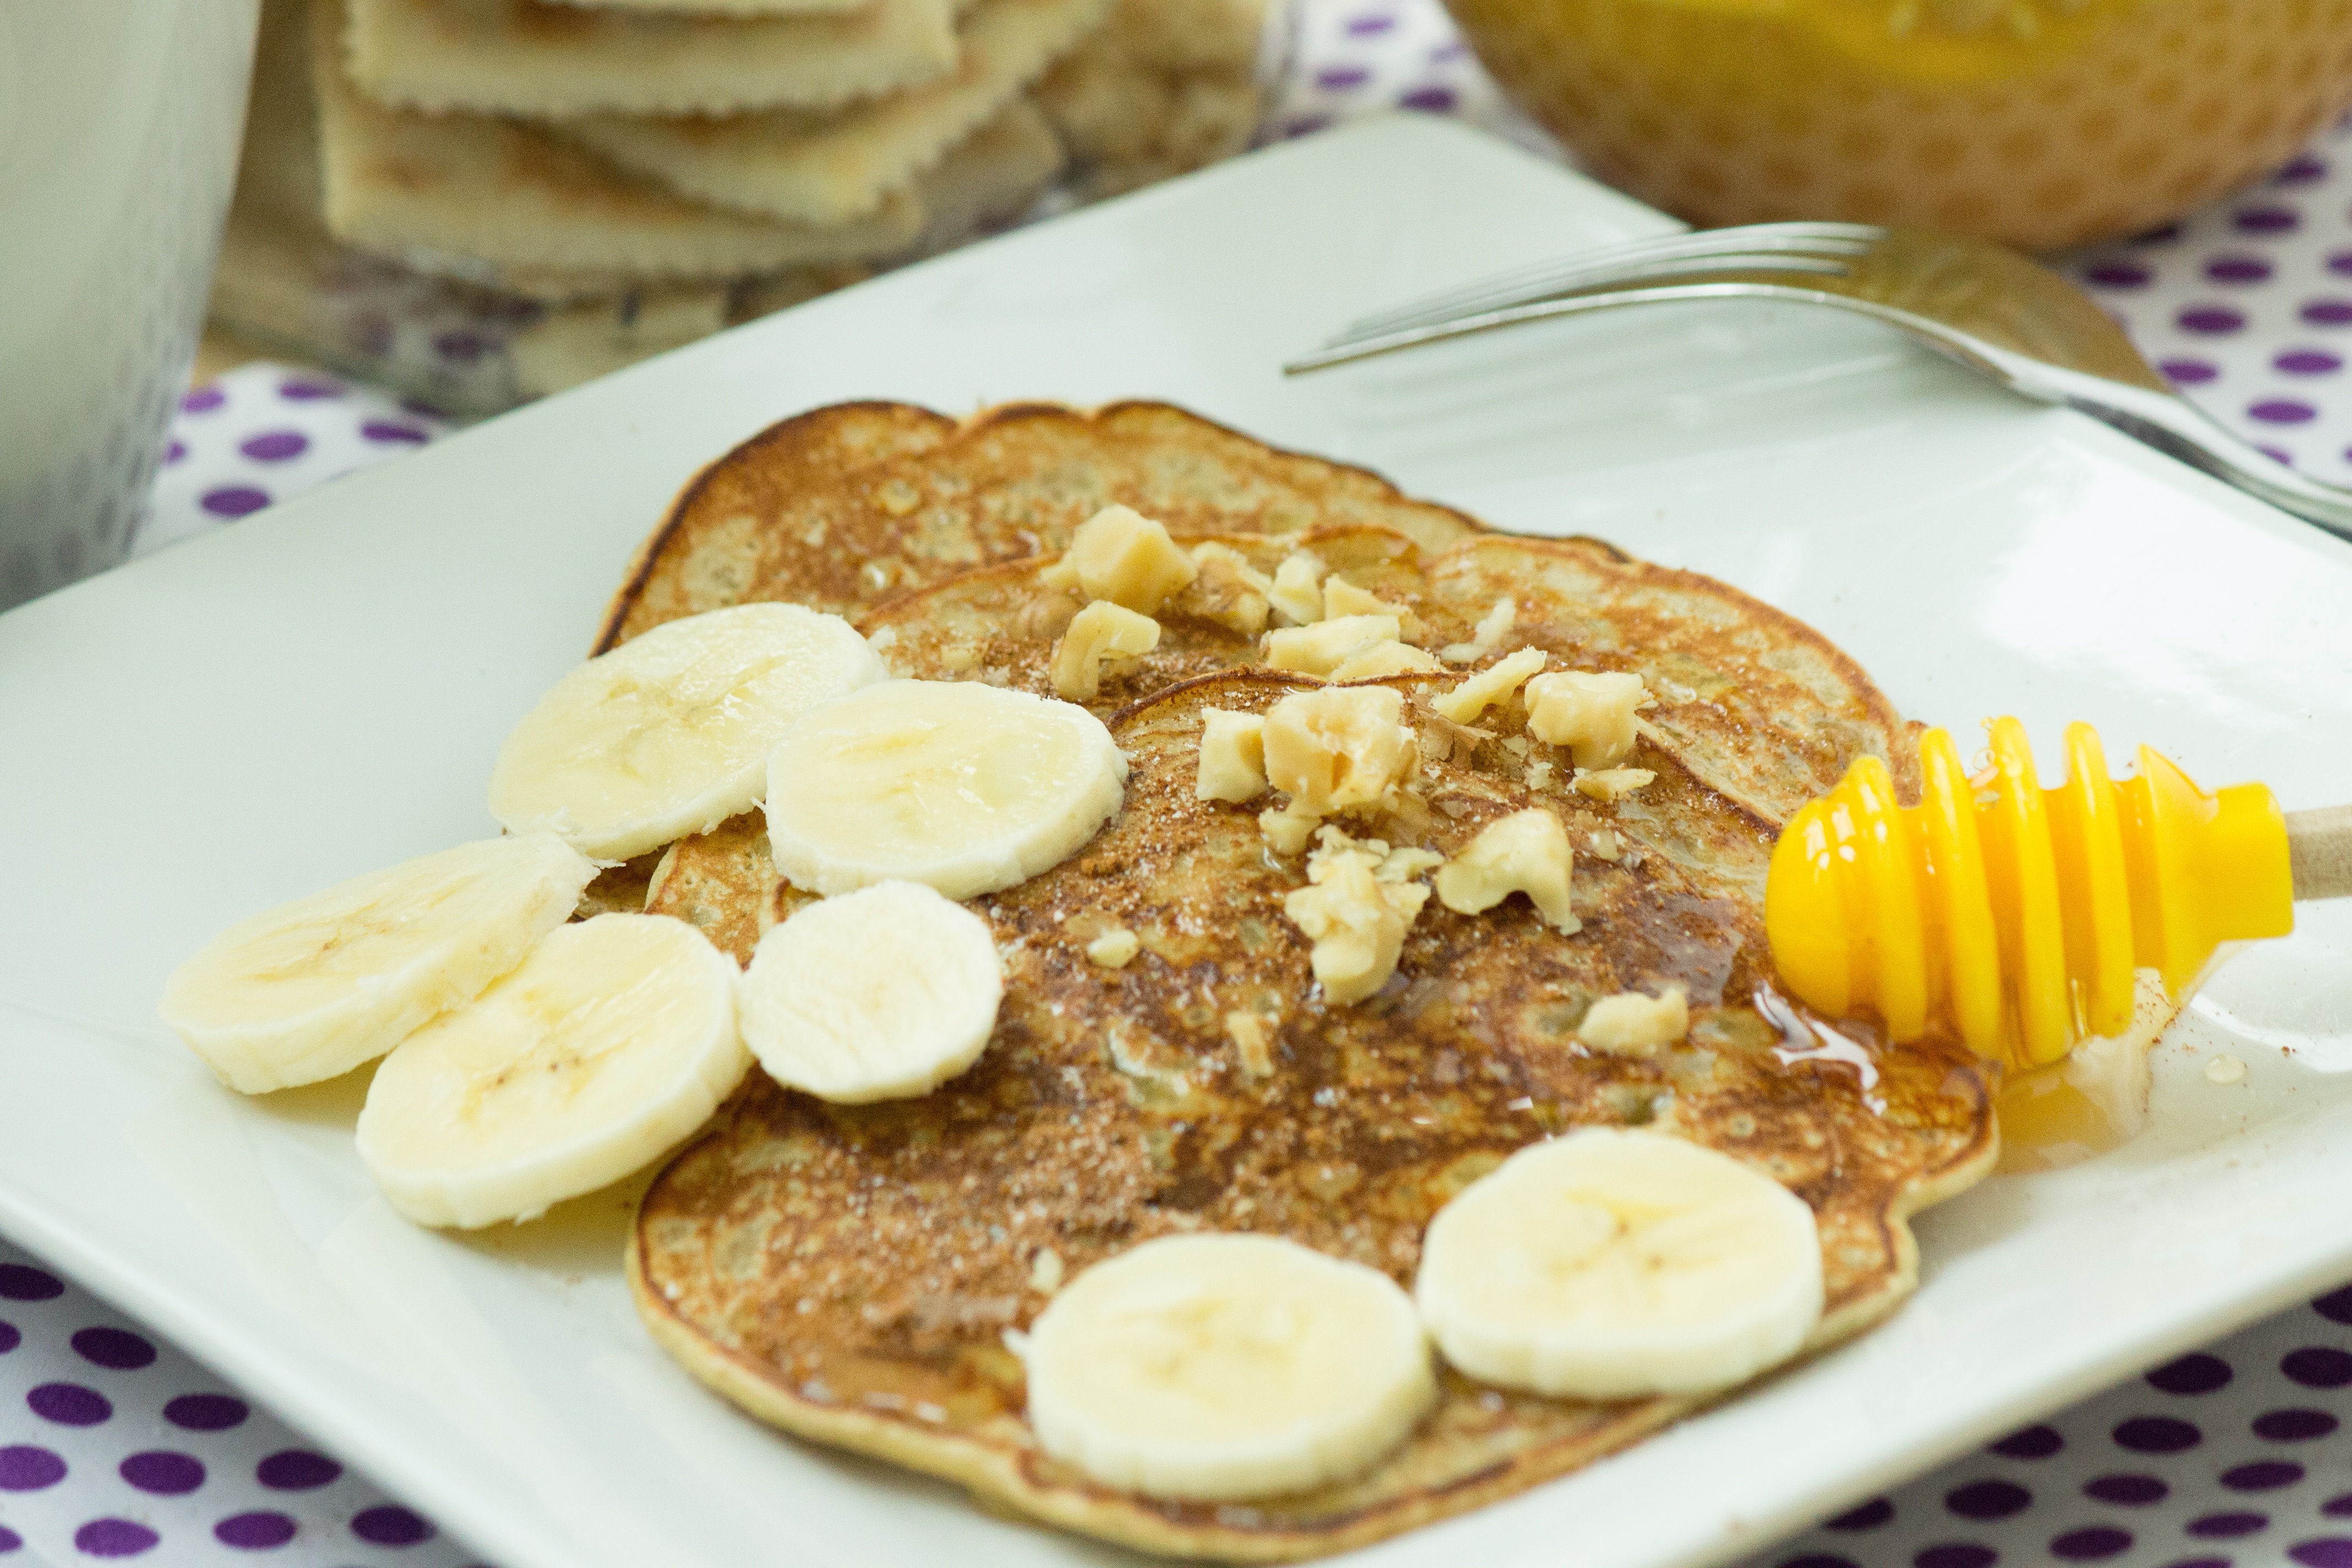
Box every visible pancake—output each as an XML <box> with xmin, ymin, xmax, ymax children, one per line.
<box><xmin>595</xmin><ymin>401</ymin><xmax>1486</xmax><ymax>649</ymax></box>
<box><xmin>627</xmin><ymin>669</ymin><xmax>1996</xmax><ymax>1560</ymax></box>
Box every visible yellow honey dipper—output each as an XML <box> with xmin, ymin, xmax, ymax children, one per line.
<box><xmin>1766</xmin><ymin>720</ymin><xmax>2352</xmax><ymax>1069</ymax></box>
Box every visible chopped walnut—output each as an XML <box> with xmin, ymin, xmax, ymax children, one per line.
<box><xmin>1226</xmin><ymin>1011</ymin><xmax>1276</xmax><ymax>1077</ymax></box>
<box><xmin>1574</xmin><ymin>766</ymin><xmax>1657</xmax><ymax>802</ymax></box>
<box><xmin>1434</xmin><ymin>647</ymin><xmax>1547</xmax><ymax>725</ymax></box>
<box><xmin>1263</xmin><ymin>613</ymin><xmax>1401</xmax><ymax>677</ymax></box>
<box><xmin>1283</xmin><ymin>852</ymin><xmax>1429</xmax><ymax>1005</ymax></box>
<box><xmin>1321</xmin><ymin>576</ymin><xmax>1423</xmax><ymax>641</ymax></box>
<box><xmin>1041</xmin><ymin>504</ymin><xmax>1197</xmax><ymax>613</ymax></box>
<box><xmin>1086</xmin><ymin>928</ymin><xmax>1141</xmax><ymax>967</ymax></box>
<box><xmin>1175</xmin><ymin>542</ymin><xmax>1273</xmax><ymax>636</ymax></box>
<box><xmin>1195</xmin><ymin>708</ymin><xmax>1268</xmax><ymax>802</ymax></box>
<box><xmin>1266</xmin><ymin>549</ymin><xmax>1327</xmax><ymax>627</ymax></box>
<box><xmin>1262</xmin><ymin>685</ymin><xmax>1419</xmax><ymax>815</ymax></box>
<box><xmin>1577</xmin><ymin>986</ymin><xmax>1690</xmax><ymax>1055</ymax></box>
<box><xmin>1328</xmin><ymin>639</ymin><xmax>1444</xmax><ymax>682</ymax></box>
<box><xmin>1525</xmin><ymin>669</ymin><xmax>1648</xmax><ymax>769</ymax></box>
<box><xmin>1431</xmin><ymin>808</ymin><xmax>1580</xmax><ymax>932</ymax></box>
<box><xmin>1052</xmin><ymin>600</ymin><xmax>1159</xmax><ymax>700</ymax></box>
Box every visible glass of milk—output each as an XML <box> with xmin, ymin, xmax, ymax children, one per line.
<box><xmin>0</xmin><ymin>1</ymin><xmax>259</xmax><ymax>610</ymax></box>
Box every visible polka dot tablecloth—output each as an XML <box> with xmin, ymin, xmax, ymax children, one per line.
<box><xmin>13</xmin><ymin>2</ymin><xmax>2352</xmax><ymax>1562</ymax></box>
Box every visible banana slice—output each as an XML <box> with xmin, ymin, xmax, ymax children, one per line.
<box><xmin>160</xmin><ymin>832</ymin><xmax>597</xmax><ymax>1095</ymax></box>
<box><xmin>1023</xmin><ymin>1233</ymin><xmax>1435</xmax><ymax>1500</ymax></box>
<box><xmin>1415</xmin><ymin>1128</ymin><xmax>1823</xmax><ymax>1400</ymax></box>
<box><xmin>489</xmin><ymin>603</ymin><xmax>885</xmax><ymax>862</ymax></box>
<box><xmin>764</xmin><ymin>679</ymin><xmax>1127</xmax><ymax>899</ymax></box>
<box><xmin>355</xmin><ymin>913</ymin><xmax>747</xmax><ymax>1228</ymax></box>
<box><xmin>740</xmin><ymin>881</ymin><xmax>1002</xmax><ymax>1102</ymax></box>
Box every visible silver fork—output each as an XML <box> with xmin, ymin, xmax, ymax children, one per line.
<box><xmin>1285</xmin><ymin>222</ymin><xmax>2352</xmax><ymax>541</ymax></box>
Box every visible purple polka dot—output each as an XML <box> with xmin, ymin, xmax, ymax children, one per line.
<box><xmin>1282</xmin><ymin>115</ymin><xmax>1331</xmax><ymax>139</ymax></box>
<box><xmin>238</xmin><ymin>431</ymin><xmax>309</xmax><ymax>462</ymax></box>
<box><xmin>165</xmin><ymin>1393</ymin><xmax>248</xmax><ymax>1431</ymax></box>
<box><xmin>2301</xmin><ymin>299</ymin><xmax>2352</xmax><ymax>326</ymax></box>
<box><xmin>360</xmin><ymin>420</ymin><xmax>430</xmax><ymax>445</ymax></box>
<box><xmin>2237</xmin><ymin>205</ymin><xmax>2301</xmax><ymax>234</ymax></box>
<box><xmin>1430</xmin><ymin>39</ymin><xmax>1467</xmax><ymax>61</ymax></box>
<box><xmin>2255</xmin><ymin>1408</ymin><xmax>2339</xmax><ymax>1441</ymax></box>
<box><xmin>2317</xmin><ymin>1284</ymin><xmax>2352</xmax><ymax>1322</ymax></box>
<box><xmin>2224</xmin><ymin>1460</ymin><xmax>2304</xmax><ymax>1490</ymax></box>
<box><xmin>1991</xmin><ymin>1423</ymin><xmax>2064</xmax><ymax>1458</ymax></box>
<box><xmin>1914</xmin><ymin>1546</ymin><xmax>1996</xmax><ymax>1568</ymax></box>
<box><xmin>71</xmin><ymin>1326</ymin><xmax>156</xmax><ymax>1370</ymax></box>
<box><xmin>432</xmin><ymin>329</ymin><xmax>489</xmax><ymax>364</ymax></box>
<box><xmin>2293</xmin><ymin>1541</ymin><xmax>2352</xmax><ymax>1568</ymax></box>
<box><xmin>1314</xmin><ymin>65</ymin><xmax>1369</xmax><ymax>89</ymax></box>
<box><xmin>2132</xmin><ymin>221</ymin><xmax>2185</xmax><ymax>245</ymax></box>
<box><xmin>2283</xmin><ymin>1347</ymin><xmax>2352</xmax><ymax>1386</ymax></box>
<box><xmin>2279</xmin><ymin>153</ymin><xmax>2329</xmax><ymax>184</ymax></box>
<box><xmin>2261</xmin><ymin>443</ymin><xmax>2296</xmax><ymax>465</ymax></box>
<box><xmin>1826</xmin><ymin>1497</ymin><xmax>1894</xmax><ymax>1531</ymax></box>
<box><xmin>2277</xmin><ymin>350</ymin><xmax>2344</xmax><ymax>376</ymax></box>
<box><xmin>179</xmin><ymin>385</ymin><xmax>225</xmax><ymax>414</ymax></box>
<box><xmin>199</xmin><ymin>485</ymin><xmax>271</xmax><ymax>518</ymax></box>
<box><xmin>73</xmin><ymin>1518</ymin><xmax>158</xmax><ymax>1557</ymax></box>
<box><xmin>2190</xmin><ymin>1512</ymin><xmax>2271</xmax><ymax>1539</ymax></box>
<box><xmin>398</xmin><ymin>397</ymin><xmax>447</xmax><ymax>420</ymax></box>
<box><xmin>1778</xmin><ymin>1558</ymin><xmax>1858</xmax><ymax>1568</ymax></box>
<box><xmin>2180</xmin><ymin>306</ymin><xmax>2247</xmax><ymax>334</ymax></box>
<box><xmin>276</xmin><ymin>377</ymin><xmax>342</xmax><ymax>401</ymax></box>
<box><xmin>162</xmin><ymin>439</ymin><xmax>186</xmax><ymax>465</ymax></box>
<box><xmin>0</xmin><ymin>1525</ymin><xmax>18</xmax><ymax>1552</ymax></box>
<box><xmin>1343</xmin><ymin>9</ymin><xmax>1394</xmax><ymax>32</ymax></box>
<box><xmin>352</xmin><ymin>1506</ymin><xmax>435</xmax><ymax>1547</ymax></box>
<box><xmin>2252</xmin><ymin>399</ymin><xmax>2320</xmax><ymax>423</ymax></box>
<box><xmin>1946</xmin><ymin>1480</ymin><xmax>2032</xmax><ymax>1519</ymax></box>
<box><xmin>2149</xmin><ymin>1353</ymin><xmax>2234</xmax><ymax>1395</ymax></box>
<box><xmin>2169</xmin><ymin>1559</ymin><xmax>2231</xmax><ymax>1568</ymax></box>
<box><xmin>2330</xmin><ymin>1493</ymin><xmax>2352</xmax><ymax>1518</ymax></box>
<box><xmin>2085</xmin><ymin>1473</ymin><xmax>2166</xmax><ymax>1505</ymax></box>
<box><xmin>121</xmin><ymin>1450</ymin><xmax>203</xmax><ymax>1495</ymax></box>
<box><xmin>0</xmin><ymin>1322</ymin><xmax>14</xmax><ymax>1355</ymax></box>
<box><xmin>2329</xmin><ymin>252</ymin><xmax>2352</xmax><ymax>278</ymax></box>
<box><xmin>1400</xmin><ymin>85</ymin><xmax>1457</xmax><ymax>112</ymax></box>
<box><xmin>0</xmin><ymin>1446</ymin><xmax>66</xmax><ymax>1490</ymax></box>
<box><xmin>2161</xmin><ymin>357</ymin><xmax>2220</xmax><ymax>385</ymax></box>
<box><xmin>257</xmin><ymin>1450</ymin><xmax>341</xmax><ymax>1490</ymax></box>
<box><xmin>2114</xmin><ymin>1415</ymin><xmax>2201</xmax><ymax>1452</ymax></box>
<box><xmin>2051</xmin><ymin>1525</ymin><xmax>2132</xmax><ymax>1559</ymax></box>
<box><xmin>0</xmin><ymin>1264</ymin><xmax>63</xmax><ymax>1301</ymax></box>
<box><xmin>216</xmin><ymin>1511</ymin><xmax>298</xmax><ymax>1550</ymax></box>
<box><xmin>29</xmin><ymin>1381</ymin><xmax>110</xmax><ymax>1425</ymax></box>
<box><xmin>2207</xmin><ymin>254</ymin><xmax>2274</xmax><ymax>284</ymax></box>
<box><xmin>2086</xmin><ymin>260</ymin><xmax>2152</xmax><ymax>287</ymax></box>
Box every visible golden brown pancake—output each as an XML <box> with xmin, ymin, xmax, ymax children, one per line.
<box><xmin>596</xmin><ymin>401</ymin><xmax>1484</xmax><ymax>648</ymax></box>
<box><xmin>628</xmin><ymin>671</ymin><xmax>1995</xmax><ymax>1561</ymax></box>
<box><xmin>605</xmin><ymin>401</ymin><xmax>1991</xmax><ymax>1558</ymax></box>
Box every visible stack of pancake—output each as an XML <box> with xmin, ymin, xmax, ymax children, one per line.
<box><xmin>209</xmin><ymin>0</ymin><xmax>1270</xmax><ymax>404</ymax></box>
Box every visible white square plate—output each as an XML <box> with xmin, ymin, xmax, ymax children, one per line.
<box><xmin>5</xmin><ymin>116</ymin><xmax>2352</xmax><ymax>1568</ymax></box>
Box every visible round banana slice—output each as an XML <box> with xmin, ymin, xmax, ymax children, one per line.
<box><xmin>489</xmin><ymin>603</ymin><xmax>886</xmax><ymax>862</ymax></box>
<box><xmin>1415</xmin><ymin>1128</ymin><xmax>1824</xmax><ymax>1400</ymax></box>
<box><xmin>741</xmin><ymin>881</ymin><xmax>1003</xmax><ymax>1102</ymax></box>
<box><xmin>764</xmin><ymin>679</ymin><xmax>1128</xmax><ymax>900</ymax></box>
<box><xmin>160</xmin><ymin>832</ymin><xmax>597</xmax><ymax>1095</ymax></box>
<box><xmin>356</xmin><ymin>913</ymin><xmax>748</xmax><ymax>1229</ymax></box>
<box><xmin>1024</xmin><ymin>1233</ymin><xmax>1435</xmax><ymax>1501</ymax></box>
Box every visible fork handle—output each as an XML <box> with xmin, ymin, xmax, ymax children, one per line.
<box><xmin>2026</xmin><ymin>369</ymin><xmax>2352</xmax><ymax>542</ymax></box>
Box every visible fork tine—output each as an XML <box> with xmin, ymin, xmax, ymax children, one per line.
<box><xmin>1338</xmin><ymin>221</ymin><xmax>1883</xmax><ymax>340</ymax></box>
<box><xmin>1316</xmin><ymin>251</ymin><xmax>1855</xmax><ymax>357</ymax></box>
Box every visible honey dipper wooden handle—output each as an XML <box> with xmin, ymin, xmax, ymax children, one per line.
<box><xmin>2288</xmin><ymin>806</ymin><xmax>2352</xmax><ymax>900</ymax></box>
